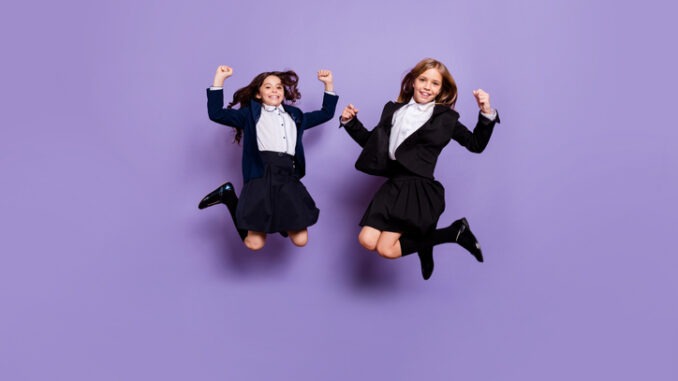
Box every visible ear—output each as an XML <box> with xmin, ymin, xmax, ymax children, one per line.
<box><xmin>255</xmin><ymin>93</ymin><xmax>261</xmax><ymax>99</ymax></box>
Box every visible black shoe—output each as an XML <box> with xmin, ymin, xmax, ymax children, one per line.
<box><xmin>417</xmin><ymin>246</ymin><xmax>435</xmax><ymax>280</ymax></box>
<box><xmin>198</xmin><ymin>182</ymin><xmax>246</xmax><ymax>241</ymax></box>
<box><xmin>454</xmin><ymin>218</ymin><xmax>483</xmax><ymax>263</ymax></box>
<box><xmin>198</xmin><ymin>182</ymin><xmax>236</xmax><ymax>210</ymax></box>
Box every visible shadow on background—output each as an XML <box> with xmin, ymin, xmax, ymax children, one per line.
<box><xmin>194</xmin><ymin>204</ymin><xmax>296</xmax><ymax>278</ymax></box>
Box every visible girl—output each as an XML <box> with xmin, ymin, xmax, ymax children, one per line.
<box><xmin>200</xmin><ymin>65</ymin><xmax>338</xmax><ymax>251</ymax></box>
<box><xmin>339</xmin><ymin>58</ymin><xmax>500</xmax><ymax>280</ymax></box>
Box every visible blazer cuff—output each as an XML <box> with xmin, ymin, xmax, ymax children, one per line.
<box><xmin>339</xmin><ymin>116</ymin><xmax>357</xmax><ymax>129</ymax></box>
<box><xmin>479</xmin><ymin>109</ymin><xmax>500</xmax><ymax>124</ymax></box>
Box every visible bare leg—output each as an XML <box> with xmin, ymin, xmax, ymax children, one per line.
<box><xmin>358</xmin><ymin>226</ymin><xmax>381</xmax><ymax>251</ymax></box>
<box><xmin>361</xmin><ymin>227</ymin><xmax>430</xmax><ymax>278</ymax></box>
<box><xmin>288</xmin><ymin>229</ymin><xmax>308</xmax><ymax>247</ymax></box>
<box><xmin>376</xmin><ymin>231</ymin><xmax>403</xmax><ymax>259</ymax></box>
<box><xmin>244</xmin><ymin>231</ymin><xmax>266</xmax><ymax>251</ymax></box>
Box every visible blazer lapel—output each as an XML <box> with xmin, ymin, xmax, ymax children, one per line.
<box><xmin>394</xmin><ymin>105</ymin><xmax>453</xmax><ymax>154</ymax></box>
<box><xmin>382</xmin><ymin>102</ymin><xmax>406</xmax><ymax>135</ymax></box>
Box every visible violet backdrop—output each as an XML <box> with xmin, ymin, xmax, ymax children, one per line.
<box><xmin>1</xmin><ymin>0</ymin><xmax>676</xmax><ymax>380</ymax></box>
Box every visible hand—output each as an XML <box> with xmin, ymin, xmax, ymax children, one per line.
<box><xmin>213</xmin><ymin>65</ymin><xmax>233</xmax><ymax>87</ymax></box>
<box><xmin>473</xmin><ymin>89</ymin><xmax>493</xmax><ymax>114</ymax></box>
<box><xmin>340</xmin><ymin>104</ymin><xmax>358</xmax><ymax>124</ymax></box>
<box><xmin>317</xmin><ymin>69</ymin><xmax>334</xmax><ymax>92</ymax></box>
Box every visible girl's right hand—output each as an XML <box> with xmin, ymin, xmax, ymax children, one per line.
<box><xmin>340</xmin><ymin>104</ymin><xmax>359</xmax><ymax>124</ymax></box>
<box><xmin>213</xmin><ymin>65</ymin><xmax>233</xmax><ymax>86</ymax></box>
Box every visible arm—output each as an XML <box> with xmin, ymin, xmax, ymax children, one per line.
<box><xmin>451</xmin><ymin>113</ymin><xmax>497</xmax><ymax>153</ymax></box>
<box><xmin>339</xmin><ymin>103</ymin><xmax>373</xmax><ymax>147</ymax></box>
<box><xmin>302</xmin><ymin>70</ymin><xmax>339</xmax><ymax>129</ymax></box>
<box><xmin>342</xmin><ymin>115</ymin><xmax>372</xmax><ymax>147</ymax></box>
<box><xmin>206</xmin><ymin>65</ymin><xmax>246</xmax><ymax>127</ymax></box>
<box><xmin>451</xmin><ymin>89</ymin><xmax>500</xmax><ymax>153</ymax></box>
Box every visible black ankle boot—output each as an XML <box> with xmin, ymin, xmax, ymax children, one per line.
<box><xmin>452</xmin><ymin>218</ymin><xmax>483</xmax><ymax>263</ymax></box>
<box><xmin>198</xmin><ymin>182</ymin><xmax>236</xmax><ymax>210</ymax></box>
<box><xmin>199</xmin><ymin>182</ymin><xmax>247</xmax><ymax>241</ymax></box>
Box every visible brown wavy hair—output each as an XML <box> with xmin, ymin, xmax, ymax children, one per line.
<box><xmin>227</xmin><ymin>70</ymin><xmax>301</xmax><ymax>143</ymax></box>
<box><xmin>397</xmin><ymin>58</ymin><xmax>458</xmax><ymax>107</ymax></box>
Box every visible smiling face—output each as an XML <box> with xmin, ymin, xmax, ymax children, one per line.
<box><xmin>256</xmin><ymin>75</ymin><xmax>284</xmax><ymax>106</ymax></box>
<box><xmin>412</xmin><ymin>68</ymin><xmax>442</xmax><ymax>104</ymax></box>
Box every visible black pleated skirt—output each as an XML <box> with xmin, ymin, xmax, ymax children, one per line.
<box><xmin>360</xmin><ymin>163</ymin><xmax>445</xmax><ymax>237</ymax></box>
<box><xmin>236</xmin><ymin>151</ymin><xmax>319</xmax><ymax>233</ymax></box>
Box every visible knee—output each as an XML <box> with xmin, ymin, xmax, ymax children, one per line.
<box><xmin>289</xmin><ymin>231</ymin><xmax>308</xmax><ymax>247</ymax></box>
<box><xmin>376</xmin><ymin>242</ymin><xmax>400</xmax><ymax>260</ymax></box>
<box><xmin>244</xmin><ymin>235</ymin><xmax>265</xmax><ymax>251</ymax></box>
<box><xmin>358</xmin><ymin>233</ymin><xmax>377</xmax><ymax>251</ymax></box>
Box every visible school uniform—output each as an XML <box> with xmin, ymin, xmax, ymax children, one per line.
<box><xmin>207</xmin><ymin>88</ymin><xmax>338</xmax><ymax>233</ymax></box>
<box><xmin>342</xmin><ymin>99</ymin><xmax>499</xmax><ymax>238</ymax></box>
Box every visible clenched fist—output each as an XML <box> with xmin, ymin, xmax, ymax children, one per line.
<box><xmin>213</xmin><ymin>65</ymin><xmax>234</xmax><ymax>87</ymax></box>
<box><xmin>472</xmin><ymin>89</ymin><xmax>492</xmax><ymax>115</ymax></box>
<box><xmin>340</xmin><ymin>104</ymin><xmax>359</xmax><ymax>124</ymax></box>
<box><xmin>317</xmin><ymin>69</ymin><xmax>334</xmax><ymax>92</ymax></box>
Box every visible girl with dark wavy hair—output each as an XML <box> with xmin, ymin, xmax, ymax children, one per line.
<box><xmin>199</xmin><ymin>65</ymin><xmax>338</xmax><ymax>251</ymax></box>
<box><xmin>340</xmin><ymin>58</ymin><xmax>500</xmax><ymax>280</ymax></box>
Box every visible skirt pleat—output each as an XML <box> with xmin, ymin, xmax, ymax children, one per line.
<box><xmin>360</xmin><ymin>173</ymin><xmax>445</xmax><ymax>237</ymax></box>
<box><xmin>236</xmin><ymin>151</ymin><xmax>319</xmax><ymax>233</ymax></box>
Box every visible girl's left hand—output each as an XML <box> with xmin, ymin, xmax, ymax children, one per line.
<box><xmin>317</xmin><ymin>70</ymin><xmax>333</xmax><ymax>84</ymax></box>
<box><xmin>317</xmin><ymin>70</ymin><xmax>334</xmax><ymax>92</ymax></box>
<box><xmin>473</xmin><ymin>89</ymin><xmax>493</xmax><ymax>114</ymax></box>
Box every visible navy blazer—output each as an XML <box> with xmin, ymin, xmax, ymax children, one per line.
<box><xmin>342</xmin><ymin>102</ymin><xmax>500</xmax><ymax>179</ymax></box>
<box><xmin>207</xmin><ymin>89</ymin><xmax>338</xmax><ymax>182</ymax></box>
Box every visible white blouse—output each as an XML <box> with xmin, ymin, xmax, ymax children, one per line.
<box><xmin>256</xmin><ymin>104</ymin><xmax>297</xmax><ymax>156</ymax></box>
<box><xmin>388</xmin><ymin>98</ymin><xmax>435</xmax><ymax>160</ymax></box>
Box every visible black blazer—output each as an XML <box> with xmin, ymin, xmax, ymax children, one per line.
<box><xmin>207</xmin><ymin>89</ymin><xmax>338</xmax><ymax>182</ymax></box>
<box><xmin>342</xmin><ymin>102</ymin><xmax>500</xmax><ymax>179</ymax></box>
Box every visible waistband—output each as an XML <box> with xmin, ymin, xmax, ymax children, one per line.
<box><xmin>260</xmin><ymin>151</ymin><xmax>295</xmax><ymax>175</ymax></box>
<box><xmin>260</xmin><ymin>151</ymin><xmax>294</xmax><ymax>164</ymax></box>
<box><xmin>387</xmin><ymin>160</ymin><xmax>433</xmax><ymax>181</ymax></box>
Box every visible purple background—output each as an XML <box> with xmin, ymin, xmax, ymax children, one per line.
<box><xmin>2</xmin><ymin>0</ymin><xmax>677</xmax><ymax>379</ymax></box>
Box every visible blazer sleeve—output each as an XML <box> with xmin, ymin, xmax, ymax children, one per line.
<box><xmin>206</xmin><ymin>88</ymin><xmax>247</xmax><ymax>128</ymax></box>
<box><xmin>451</xmin><ymin>111</ymin><xmax>500</xmax><ymax>153</ymax></box>
<box><xmin>301</xmin><ymin>92</ymin><xmax>339</xmax><ymax>130</ymax></box>
<box><xmin>341</xmin><ymin>117</ymin><xmax>372</xmax><ymax>147</ymax></box>
<box><xmin>341</xmin><ymin>102</ymin><xmax>393</xmax><ymax>147</ymax></box>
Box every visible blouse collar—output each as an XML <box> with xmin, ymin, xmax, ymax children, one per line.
<box><xmin>407</xmin><ymin>97</ymin><xmax>435</xmax><ymax>112</ymax></box>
